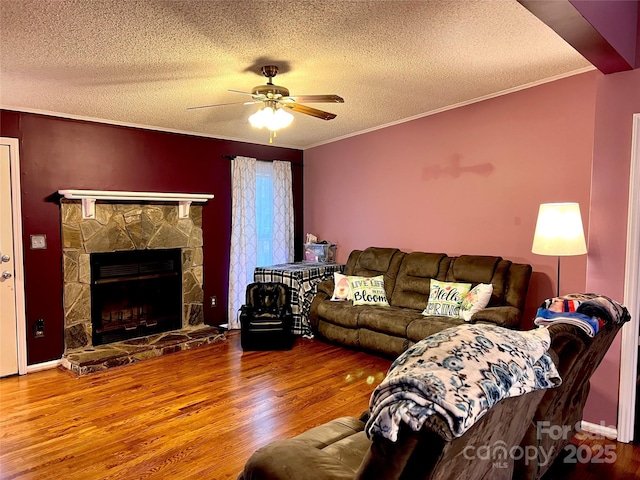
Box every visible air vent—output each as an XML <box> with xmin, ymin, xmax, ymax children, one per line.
<box><xmin>91</xmin><ymin>249</ymin><xmax>181</xmax><ymax>282</ymax></box>
<box><xmin>99</xmin><ymin>264</ymin><xmax>139</xmax><ymax>278</ymax></box>
<box><xmin>139</xmin><ymin>260</ymin><xmax>175</xmax><ymax>274</ymax></box>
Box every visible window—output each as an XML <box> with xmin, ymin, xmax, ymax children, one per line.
<box><xmin>228</xmin><ymin>157</ymin><xmax>294</xmax><ymax>327</ymax></box>
<box><xmin>256</xmin><ymin>161</ymin><xmax>274</xmax><ymax>266</ymax></box>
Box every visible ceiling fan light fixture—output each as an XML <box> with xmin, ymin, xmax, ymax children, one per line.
<box><xmin>249</xmin><ymin>105</ymin><xmax>293</xmax><ymax>132</ymax></box>
<box><xmin>188</xmin><ymin>64</ymin><xmax>341</xmax><ymax>143</ymax></box>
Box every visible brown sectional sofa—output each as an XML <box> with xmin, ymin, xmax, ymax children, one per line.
<box><xmin>310</xmin><ymin>247</ymin><xmax>533</xmax><ymax>357</ymax></box>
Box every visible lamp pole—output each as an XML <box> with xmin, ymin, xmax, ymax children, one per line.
<box><xmin>556</xmin><ymin>256</ymin><xmax>561</xmax><ymax>297</ymax></box>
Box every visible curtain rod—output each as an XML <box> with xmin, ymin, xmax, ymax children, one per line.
<box><xmin>221</xmin><ymin>154</ymin><xmax>303</xmax><ymax>167</ymax></box>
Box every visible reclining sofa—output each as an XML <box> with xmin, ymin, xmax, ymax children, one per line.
<box><xmin>310</xmin><ymin>247</ymin><xmax>533</xmax><ymax>357</ymax></box>
<box><xmin>515</xmin><ymin>319</ymin><xmax>627</xmax><ymax>479</ymax></box>
<box><xmin>238</xmin><ymin>299</ymin><xmax>630</xmax><ymax>480</ymax></box>
<box><xmin>238</xmin><ymin>393</ymin><xmax>545</xmax><ymax>480</ymax></box>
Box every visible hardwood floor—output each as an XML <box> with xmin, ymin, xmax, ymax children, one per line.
<box><xmin>1</xmin><ymin>331</ymin><xmax>639</xmax><ymax>479</ymax></box>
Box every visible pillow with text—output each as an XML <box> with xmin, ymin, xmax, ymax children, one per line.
<box><xmin>422</xmin><ymin>280</ymin><xmax>472</xmax><ymax>317</ymax></box>
<box><xmin>348</xmin><ymin>275</ymin><xmax>390</xmax><ymax>306</ymax></box>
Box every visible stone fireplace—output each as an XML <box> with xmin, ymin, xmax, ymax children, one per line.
<box><xmin>61</xmin><ymin>200</ymin><xmax>207</xmax><ymax>353</ymax></box>
<box><xmin>90</xmin><ymin>248</ymin><xmax>183</xmax><ymax>345</ymax></box>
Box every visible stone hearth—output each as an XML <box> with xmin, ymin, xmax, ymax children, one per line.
<box><xmin>61</xmin><ymin>326</ymin><xmax>225</xmax><ymax>376</ymax></box>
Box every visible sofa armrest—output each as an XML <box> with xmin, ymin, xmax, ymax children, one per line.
<box><xmin>239</xmin><ymin>417</ymin><xmax>368</xmax><ymax>480</ymax></box>
<box><xmin>310</xmin><ymin>280</ymin><xmax>333</xmax><ymax>332</ymax></box>
<box><xmin>470</xmin><ymin>306</ymin><xmax>522</xmax><ymax>328</ymax></box>
<box><xmin>239</xmin><ymin>438</ymin><xmax>360</xmax><ymax>480</ymax></box>
<box><xmin>317</xmin><ymin>278</ymin><xmax>335</xmax><ymax>297</ymax></box>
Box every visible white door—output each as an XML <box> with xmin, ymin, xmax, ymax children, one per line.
<box><xmin>618</xmin><ymin>114</ymin><xmax>640</xmax><ymax>442</ymax></box>
<box><xmin>0</xmin><ymin>143</ymin><xmax>18</xmax><ymax>376</ymax></box>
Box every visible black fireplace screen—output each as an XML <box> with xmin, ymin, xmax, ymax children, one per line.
<box><xmin>90</xmin><ymin>248</ymin><xmax>182</xmax><ymax>345</ymax></box>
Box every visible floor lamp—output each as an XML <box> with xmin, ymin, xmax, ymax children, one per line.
<box><xmin>532</xmin><ymin>202</ymin><xmax>587</xmax><ymax>297</ymax></box>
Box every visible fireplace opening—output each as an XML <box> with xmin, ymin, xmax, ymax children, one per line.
<box><xmin>91</xmin><ymin>248</ymin><xmax>182</xmax><ymax>346</ymax></box>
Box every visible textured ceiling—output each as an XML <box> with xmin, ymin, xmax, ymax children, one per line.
<box><xmin>0</xmin><ymin>0</ymin><xmax>592</xmax><ymax>149</ymax></box>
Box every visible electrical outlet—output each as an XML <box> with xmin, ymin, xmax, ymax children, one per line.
<box><xmin>34</xmin><ymin>318</ymin><xmax>45</xmax><ymax>338</ymax></box>
<box><xmin>210</xmin><ymin>296</ymin><xmax>217</xmax><ymax>308</ymax></box>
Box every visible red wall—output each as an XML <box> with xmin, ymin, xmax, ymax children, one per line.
<box><xmin>304</xmin><ymin>71</ymin><xmax>598</xmax><ymax>326</ymax></box>
<box><xmin>0</xmin><ymin>111</ymin><xmax>303</xmax><ymax>364</ymax></box>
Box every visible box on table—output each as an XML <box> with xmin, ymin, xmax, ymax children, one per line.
<box><xmin>304</xmin><ymin>243</ymin><xmax>336</xmax><ymax>263</ymax></box>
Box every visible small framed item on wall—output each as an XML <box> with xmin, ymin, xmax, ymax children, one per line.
<box><xmin>30</xmin><ymin>234</ymin><xmax>47</xmax><ymax>250</ymax></box>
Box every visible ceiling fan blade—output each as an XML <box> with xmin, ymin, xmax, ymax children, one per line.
<box><xmin>285</xmin><ymin>94</ymin><xmax>344</xmax><ymax>103</ymax></box>
<box><xmin>187</xmin><ymin>101</ymin><xmax>250</xmax><ymax>110</ymax></box>
<box><xmin>228</xmin><ymin>89</ymin><xmax>254</xmax><ymax>95</ymax></box>
<box><xmin>282</xmin><ymin>103</ymin><xmax>337</xmax><ymax>120</ymax></box>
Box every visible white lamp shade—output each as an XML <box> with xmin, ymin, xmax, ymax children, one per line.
<box><xmin>532</xmin><ymin>202</ymin><xmax>587</xmax><ymax>256</ymax></box>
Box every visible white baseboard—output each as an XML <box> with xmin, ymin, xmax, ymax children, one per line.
<box><xmin>580</xmin><ymin>420</ymin><xmax>618</xmax><ymax>440</ymax></box>
<box><xmin>26</xmin><ymin>359</ymin><xmax>62</xmax><ymax>374</ymax></box>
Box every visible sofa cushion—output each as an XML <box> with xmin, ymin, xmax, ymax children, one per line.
<box><xmin>347</xmin><ymin>247</ymin><xmax>405</xmax><ymax>300</ymax></box>
<box><xmin>488</xmin><ymin>259</ymin><xmax>511</xmax><ymax>305</ymax></box>
<box><xmin>503</xmin><ymin>262</ymin><xmax>533</xmax><ymax>310</ymax></box>
<box><xmin>390</xmin><ymin>252</ymin><xmax>448</xmax><ymax>310</ymax></box>
<box><xmin>358</xmin><ymin>306</ymin><xmax>423</xmax><ymax>336</ymax></box>
<box><xmin>315</xmin><ymin>301</ymin><xmax>365</xmax><ymax>329</ymax></box>
<box><xmin>355</xmin><ymin>247</ymin><xmax>400</xmax><ymax>273</ymax></box>
<box><xmin>406</xmin><ymin>317</ymin><xmax>465</xmax><ymax>343</ymax></box>
<box><xmin>359</xmin><ymin>329</ymin><xmax>408</xmax><ymax>357</ymax></box>
<box><xmin>447</xmin><ymin>255</ymin><xmax>501</xmax><ymax>284</ymax></box>
<box><xmin>446</xmin><ymin>255</ymin><xmax>512</xmax><ymax>307</ymax></box>
<box><xmin>317</xmin><ymin>320</ymin><xmax>360</xmax><ymax>348</ymax></box>
<box><xmin>471</xmin><ymin>306</ymin><xmax>522</xmax><ymax>327</ymax></box>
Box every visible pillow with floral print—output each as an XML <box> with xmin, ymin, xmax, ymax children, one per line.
<box><xmin>460</xmin><ymin>283</ymin><xmax>494</xmax><ymax>321</ymax></box>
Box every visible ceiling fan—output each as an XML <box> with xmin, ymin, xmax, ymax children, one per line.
<box><xmin>187</xmin><ymin>65</ymin><xmax>344</xmax><ymax>122</ymax></box>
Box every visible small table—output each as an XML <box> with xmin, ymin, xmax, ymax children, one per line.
<box><xmin>254</xmin><ymin>262</ymin><xmax>345</xmax><ymax>336</ymax></box>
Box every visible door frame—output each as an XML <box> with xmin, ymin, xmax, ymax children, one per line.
<box><xmin>1</xmin><ymin>137</ymin><xmax>27</xmax><ymax>375</ymax></box>
<box><xmin>617</xmin><ymin>114</ymin><xmax>640</xmax><ymax>443</ymax></box>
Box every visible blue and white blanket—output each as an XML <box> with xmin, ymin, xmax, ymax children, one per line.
<box><xmin>365</xmin><ymin>324</ymin><xmax>561</xmax><ymax>442</ymax></box>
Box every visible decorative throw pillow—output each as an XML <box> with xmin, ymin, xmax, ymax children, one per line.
<box><xmin>422</xmin><ymin>280</ymin><xmax>472</xmax><ymax>317</ymax></box>
<box><xmin>348</xmin><ymin>275</ymin><xmax>390</xmax><ymax>306</ymax></box>
<box><xmin>330</xmin><ymin>272</ymin><xmax>352</xmax><ymax>301</ymax></box>
<box><xmin>460</xmin><ymin>283</ymin><xmax>494</xmax><ymax>321</ymax></box>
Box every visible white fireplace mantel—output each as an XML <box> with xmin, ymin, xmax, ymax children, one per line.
<box><xmin>58</xmin><ymin>189</ymin><xmax>214</xmax><ymax>219</ymax></box>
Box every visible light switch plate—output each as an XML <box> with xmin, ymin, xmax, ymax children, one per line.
<box><xmin>30</xmin><ymin>234</ymin><xmax>47</xmax><ymax>250</ymax></box>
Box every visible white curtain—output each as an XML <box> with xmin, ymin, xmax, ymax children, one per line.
<box><xmin>228</xmin><ymin>157</ymin><xmax>294</xmax><ymax>329</ymax></box>
<box><xmin>272</xmin><ymin>160</ymin><xmax>295</xmax><ymax>264</ymax></box>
